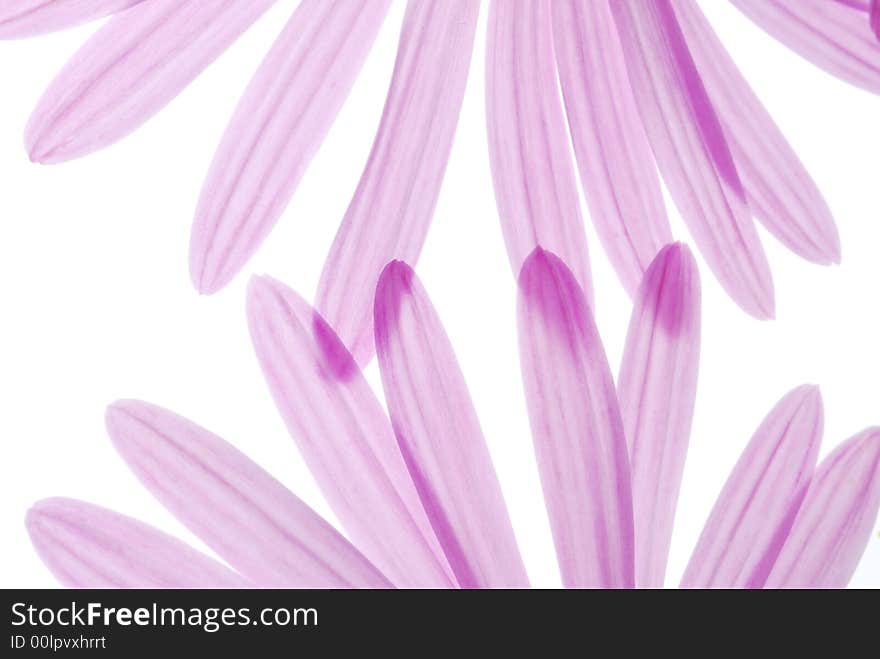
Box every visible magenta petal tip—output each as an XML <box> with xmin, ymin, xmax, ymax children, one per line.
<box><xmin>643</xmin><ymin>241</ymin><xmax>699</xmax><ymax>332</ymax></box>
<box><xmin>517</xmin><ymin>246</ymin><xmax>634</xmax><ymax>588</ymax></box>
<box><xmin>248</xmin><ymin>274</ymin><xmax>359</xmax><ymax>382</ymax></box>
<box><xmin>518</xmin><ymin>247</ymin><xmax>580</xmax><ymax>306</ymax></box>
<box><xmin>374</xmin><ymin>260</ymin><xmax>415</xmax><ymax>327</ymax></box>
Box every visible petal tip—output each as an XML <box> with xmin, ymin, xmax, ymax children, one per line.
<box><xmin>640</xmin><ymin>242</ymin><xmax>701</xmax><ymax>321</ymax></box>
<box><xmin>190</xmin><ymin>260</ymin><xmax>224</xmax><ymax>296</ymax></box>
<box><xmin>791</xmin><ymin>383</ymin><xmax>824</xmax><ymax>428</ymax></box>
<box><xmin>756</xmin><ymin>295</ymin><xmax>776</xmax><ymax>321</ymax></box>
<box><xmin>376</xmin><ymin>259</ymin><xmax>416</xmax><ymax>294</ymax></box>
<box><xmin>105</xmin><ymin>399</ymin><xmax>153</xmax><ymax>452</ymax></box>
<box><xmin>374</xmin><ymin>259</ymin><xmax>416</xmax><ymax>338</ymax></box>
<box><xmin>25</xmin><ymin>497</ymin><xmax>71</xmax><ymax>539</ymax></box>
<box><xmin>517</xmin><ymin>247</ymin><xmax>578</xmax><ymax>299</ymax></box>
<box><xmin>189</xmin><ymin>233</ymin><xmax>237</xmax><ymax>296</ymax></box>
<box><xmin>246</xmin><ymin>273</ymin><xmax>275</xmax><ymax>303</ymax></box>
<box><xmin>249</xmin><ymin>274</ymin><xmax>359</xmax><ymax>382</ymax></box>
<box><xmin>24</xmin><ymin>121</ymin><xmax>70</xmax><ymax>165</ymax></box>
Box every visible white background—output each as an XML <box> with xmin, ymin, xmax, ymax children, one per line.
<box><xmin>1</xmin><ymin>0</ymin><xmax>878</xmax><ymax>588</ymax></box>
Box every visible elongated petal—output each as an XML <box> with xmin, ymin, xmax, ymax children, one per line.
<box><xmin>552</xmin><ymin>0</ymin><xmax>672</xmax><ymax>296</ymax></box>
<box><xmin>681</xmin><ymin>386</ymin><xmax>823</xmax><ymax>588</ymax></box>
<box><xmin>25</xmin><ymin>0</ymin><xmax>277</xmax><ymax>163</ymax></box>
<box><xmin>316</xmin><ymin>0</ymin><xmax>479</xmax><ymax>367</ymax></box>
<box><xmin>517</xmin><ymin>248</ymin><xmax>634</xmax><ymax>588</ymax></box>
<box><xmin>872</xmin><ymin>0</ymin><xmax>880</xmax><ymax>40</ymax></box>
<box><xmin>190</xmin><ymin>0</ymin><xmax>391</xmax><ymax>295</ymax></box>
<box><xmin>247</xmin><ymin>276</ymin><xmax>454</xmax><ymax>588</ymax></box>
<box><xmin>610</xmin><ymin>0</ymin><xmax>774</xmax><ymax>319</ymax></box>
<box><xmin>765</xmin><ymin>428</ymin><xmax>880</xmax><ymax>588</ymax></box>
<box><xmin>731</xmin><ymin>0</ymin><xmax>880</xmax><ymax>94</ymax></box>
<box><xmin>675</xmin><ymin>0</ymin><xmax>840</xmax><ymax>265</ymax></box>
<box><xmin>0</xmin><ymin>0</ymin><xmax>143</xmax><ymax>38</ymax></box>
<box><xmin>375</xmin><ymin>261</ymin><xmax>529</xmax><ymax>588</ymax></box>
<box><xmin>486</xmin><ymin>0</ymin><xmax>593</xmax><ymax>304</ymax></box>
<box><xmin>106</xmin><ymin>400</ymin><xmax>390</xmax><ymax>588</ymax></box>
<box><xmin>618</xmin><ymin>243</ymin><xmax>700</xmax><ymax>588</ymax></box>
<box><xmin>27</xmin><ymin>498</ymin><xmax>247</xmax><ymax>588</ymax></box>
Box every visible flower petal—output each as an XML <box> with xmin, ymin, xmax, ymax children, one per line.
<box><xmin>26</xmin><ymin>498</ymin><xmax>247</xmax><ymax>588</ymax></box>
<box><xmin>675</xmin><ymin>0</ymin><xmax>841</xmax><ymax>265</ymax></box>
<box><xmin>247</xmin><ymin>275</ymin><xmax>454</xmax><ymax>588</ymax></box>
<box><xmin>374</xmin><ymin>261</ymin><xmax>529</xmax><ymax>588</ymax></box>
<box><xmin>681</xmin><ymin>386</ymin><xmax>823</xmax><ymax>588</ymax></box>
<box><xmin>106</xmin><ymin>399</ymin><xmax>391</xmax><ymax>588</ymax></box>
<box><xmin>25</xmin><ymin>0</ymin><xmax>277</xmax><ymax>163</ymax></box>
<box><xmin>765</xmin><ymin>427</ymin><xmax>880</xmax><ymax>588</ymax></box>
<box><xmin>551</xmin><ymin>0</ymin><xmax>672</xmax><ymax>296</ymax></box>
<box><xmin>486</xmin><ymin>0</ymin><xmax>593</xmax><ymax>304</ymax></box>
<box><xmin>610</xmin><ymin>0</ymin><xmax>775</xmax><ymax>319</ymax></box>
<box><xmin>731</xmin><ymin>0</ymin><xmax>880</xmax><ymax>94</ymax></box>
<box><xmin>618</xmin><ymin>243</ymin><xmax>701</xmax><ymax>588</ymax></box>
<box><xmin>190</xmin><ymin>0</ymin><xmax>391</xmax><ymax>295</ymax></box>
<box><xmin>517</xmin><ymin>248</ymin><xmax>634</xmax><ymax>588</ymax></box>
<box><xmin>316</xmin><ymin>0</ymin><xmax>479</xmax><ymax>367</ymax></box>
<box><xmin>872</xmin><ymin>0</ymin><xmax>880</xmax><ymax>41</ymax></box>
<box><xmin>0</xmin><ymin>0</ymin><xmax>143</xmax><ymax>39</ymax></box>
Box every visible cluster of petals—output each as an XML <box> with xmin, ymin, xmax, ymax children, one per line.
<box><xmin>26</xmin><ymin>244</ymin><xmax>880</xmax><ymax>588</ymax></box>
<box><xmin>3</xmin><ymin>1</ymin><xmax>880</xmax><ymax>363</ymax></box>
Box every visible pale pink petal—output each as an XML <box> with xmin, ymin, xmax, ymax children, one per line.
<box><xmin>25</xmin><ymin>0</ymin><xmax>277</xmax><ymax>163</ymax></box>
<box><xmin>610</xmin><ymin>0</ymin><xmax>775</xmax><ymax>319</ymax></box>
<box><xmin>247</xmin><ymin>275</ymin><xmax>454</xmax><ymax>588</ymax></box>
<box><xmin>551</xmin><ymin>0</ymin><xmax>672</xmax><ymax>296</ymax></box>
<box><xmin>316</xmin><ymin>0</ymin><xmax>479</xmax><ymax>367</ymax></box>
<box><xmin>374</xmin><ymin>261</ymin><xmax>529</xmax><ymax>589</ymax></box>
<box><xmin>106</xmin><ymin>399</ymin><xmax>391</xmax><ymax>588</ymax></box>
<box><xmin>731</xmin><ymin>0</ymin><xmax>880</xmax><ymax>93</ymax></box>
<box><xmin>872</xmin><ymin>0</ymin><xmax>880</xmax><ymax>40</ymax></box>
<box><xmin>618</xmin><ymin>243</ymin><xmax>701</xmax><ymax>588</ymax></box>
<box><xmin>190</xmin><ymin>0</ymin><xmax>391</xmax><ymax>295</ymax></box>
<box><xmin>765</xmin><ymin>428</ymin><xmax>880</xmax><ymax>588</ymax></box>
<box><xmin>517</xmin><ymin>248</ymin><xmax>634</xmax><ymax>588</ymax></box>
<box><xmin>681</xmin><ymin>386</ymin><xmax>823</xmax><ymax>588</ymax></box>
<box><xmin>675</xmin><ymin>0</ymin><xmax>841</xmax><ymax>265</ymax></box>
<box><xmin>0</xmin><ymin>0</ymin><xmax>143</xmax><ymax>38</ymax></box>
<box><xmin>27</xmin><ymin>498</ymin><xmax>248</xmax><ymax>588</ymax></box>
<box><xmin>486</xmin><ymin>0</ymin><xmax>593</xmax><ymax>305</ymax></box>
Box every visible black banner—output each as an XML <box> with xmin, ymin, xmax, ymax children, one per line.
<box><xmin>0</xmin><ymin>588</ymin><xmax>865</xmax><ymax>652</ymax></box>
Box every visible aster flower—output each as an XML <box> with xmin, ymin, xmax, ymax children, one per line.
<box><xmin>25</xmin><ymin>246</ymin><xmax>880</xmax><ymax>588</ymax></box>
<box><xmin>4</xmin><ymin>0</ymin><xmax>480</xmax><ymax>369</ymax></box>
<box><xmin>7</xmin><ymin>2</ymin><xmax>880</xmax><ymax>364</ymax></box>
<box><xmin>486</xmin><ymin>0</ymin><xmax>880</xmax><ymax>323</ymax></box>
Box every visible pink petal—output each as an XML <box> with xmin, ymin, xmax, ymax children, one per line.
<box><xmin>618</xmin><ymin>243</ymin><xmax>701</xmax><ymax>588</ymax></box>
<box><xmin>872</xmin><ymin>0</ymin><xmax>880</xmax><ymax>40</ymax></box>
<box><xmin>26</xmin><ymin>498</ymin><xmax>248</xmax><ymax>588</ymax></box>
<box><xmin>765</xmin><ymin>427</ymin><xmax>880</xmax><ymax>588</ymax></box>
<box><xmin>106</xmin><ymin>399</ymin><xmax>391</xmax><ymax>588</ymax></box>
<box><xmin>551</xmin><ymin>0</ymin><xmax>672</xmax><ymax>296</ymax></box>
<box><xmin>374</xmin><ymin>261</ymin><xmax>529</xmax><ymax>589</ymax></box>
<box><xmin>316</xmin><ymin>1</ymin><xmax>479</xmax><ymax>367</ymax></box>
<box><xmin>731</xmin><ymin>0</ymin><xmax>880</xmax><ymax>93</ymax></box>
<box><xmin>517</xmin><ymin>248</ymin><xmax>634</xmax><ymax>588</ymax></box>
<box><xmin>0</xmin><ymin>0</ymin><xmax>143</xmax><ymax>38</ymax></box>
<box><xmin>247</xmin><ymin>275</ymin><xmax>454</xmax><ymax>588</ymax></box>
<box><xmin>675</xmin><ymin>0</ymin><xmax>841</xmax><ymax>265</ymax></box>
<box><xmin>190</xmin><ymin>0</ymin><xmax>391</xmax><ymax>295</ymax></box>
<box><xmin>681</xmin><ymin>386</ymin><xmax>823</xmax><ymax>588</ymax></box>
<box><xmin>610</xmin><ymin>0</ymin><xmax>775</xmax><ymax>319</ymax></box>
<box><xmin>486</xmin><ymin>0</ymin><xmax>593</xmax><ymax>305</ymax></box>
<box><xmin>25</xmin><ymin>0</ymin><xmax>277</xmax><ymax>164</ymax></box>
